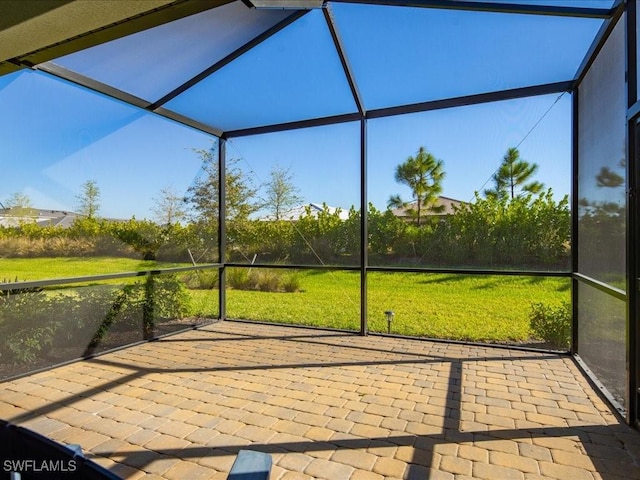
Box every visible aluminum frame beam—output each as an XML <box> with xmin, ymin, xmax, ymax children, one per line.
<box><xmin>329</xmin><ymin>0</ymin><xmax>614</xmax><ymax>19</ymax></box>
<box><xmin>323</xmin><ymin>4</ymin><xmax>366</xmax><ymax>114</ymax></box>
<box><xmin>224</xmin><ymin>81</ymin><xmax>573</xmax><ymax>138</ymax></box>
<box><xmin>149</xmin><ymin>9</ymin><xmax>309</xmax><ymax>111</ymax></box>
<box><xmin>36</xmin><ymin>62</ymin><xmax>225</xmax><ymax>137</ymax></box>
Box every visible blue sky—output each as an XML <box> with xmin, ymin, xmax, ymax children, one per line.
<box><xmin>0</xmin><ymin>1</ymin><xmax>604</xmax><ymax>220</ymax></box>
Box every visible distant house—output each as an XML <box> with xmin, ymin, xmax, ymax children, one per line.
<box><xmin>391</xmin><ymin>196</ymin><xmax>463</xmax><ymax>221</ymax></box>
<box><xmin>0</xmin><ymin>207</ymin><xmax>82</xmax><ymax>228</ymax></box>
<box><xmin>260</xmin><ymin>203</ymin><xmax>350</xmax><ymax>221</ymax></box>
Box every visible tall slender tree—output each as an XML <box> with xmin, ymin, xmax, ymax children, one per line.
<box><xmin>76</xmin><ymin>180</ymin><xmax>101</xmax><ymax>219</ymax></box>
<box><xmin>388</xmin><ymin>146</ymin><xmax>445</xmax><ymax>226</ymax></box>
<box><xmin>484</xmin><ymin>147</ymin><xmax>543</xmax><ymax>200</ymax></box>
<box><xmin>151</xmin><ymin>186</ymin><xmax>188</xmax><ymax>225</ymax></box>
<box><xmin>186</xmin><ymin>145</ymin><xmax>257</xmax><ymax>225</ymax></box>
<box><xmin>262</xmin><ymin>164</ymin><xmax>302</xmax><ymax>220</ymax></box>
<box><xmin>3</xmin><ymin>192</ymin><xmax>33</xmax><ymax>216</ymax></box>
<box><xmin>4</xmin><ymin>192</ymin><xmax>32</xmax><ymax>209</ymax></box>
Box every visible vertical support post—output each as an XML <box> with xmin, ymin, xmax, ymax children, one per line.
<box><xmin>571</xmin><ymin>89</ymin><xmax>580</xmax><ymax>356</ymax></box>
<box><xmin>628</xmin><ymin>119</ymin><xmax>638</xmax><ymax>426</ymax></box>
<box><xmin>360</xmin><ymin>118</ymin><xmax>368</xmax><ymax>336</ymax></box>
<box><xmin>626</xmin><ymin>0</ymin><xmax>638</xmax><ymax>426</ymax></box>
<box><xmin>219</xmin><ymin>137</ymin><xmax>227</xmax><ymax>321</ymax></box>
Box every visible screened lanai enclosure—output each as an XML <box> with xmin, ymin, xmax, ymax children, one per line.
<box><xmin>0</xmin><ymin>0</ymin><xmax>638</xmax><ymax>427</ymax></box>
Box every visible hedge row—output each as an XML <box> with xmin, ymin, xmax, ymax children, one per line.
<box><xmin>0</xmin><ymin>191</ymin><xmax>574</xmax><ymax>269</ymax></box>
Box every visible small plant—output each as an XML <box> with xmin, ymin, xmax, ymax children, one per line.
<box><xmin>529</xmin><ymin>301</ymin><xmax>571</xmax><ymax>350</ymax></box>
<box><xmin>227</xmin><ymin>268</ymin><xmax>254</xmax><ymax>290</ymax></box>
<box><xmin>183</xmin><ymin>270</ymin><xmax>218</xmax><ymax>290</ymax></box>
<box><xmin>150</xmin><ymin>275</ymin><xmax>191</xmax><ymax>320</ymax></box>
<box><xmin>255</xmin><ymin>270</ymin><xmax>280</xmax><ymax>292</ymax></box>
<box><xmin>0</xmin><ymin>290</ymin><xmax>60</xmax><ymax>364</ymax></box>
<box><xmin>281</xmin><ymin>272</ymin><xmax>302</xmax><ymax>293</ymax></box>
<box><xmin>226</xmin><ymin>268</ymin><xmax>302</xmax><ymax>293</ymax></box>
<box><xmin>6</xmin><ymin>325</ymin><xmax>58</xmax><ymax>364</ymax></box>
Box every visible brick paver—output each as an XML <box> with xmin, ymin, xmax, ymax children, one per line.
<box><xmin>2</xmin><ymin>321</ymin><xmax>640</xmax><ymax>479</ymax></box>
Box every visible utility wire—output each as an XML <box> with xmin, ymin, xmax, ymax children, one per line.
<box><xmin>225</xmin><ymin>91</ymin><xmax>566</xmax><ymax>276</ymax></box>
<box><xmin>472</xmin><ymin>91</ymin><xmax>566</xmax><ymax>201</ymax></box>
<box><xmin>226</xmin><ymin>138</ymin><xmax>329</xmax><ymax>266</ymax></box>
<box><xmin>415</xmin><ymin>91</ymin><xmax>567</xmax><ymax>264</ymax></box>
<box><xmin>225</xmin><ymin>138</ymin><xmax>358</xmax><ymax>308</ymax></box>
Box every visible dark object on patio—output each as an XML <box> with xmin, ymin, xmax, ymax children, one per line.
<box><xmin>0</xmin><ymin>420</ymin><xmax>121</xmax><ymax>479</ymax></box>
<box><xmin>227</xmin><ymin>449</ymin><xmax>272</xmax><ymax>480</ymax></box>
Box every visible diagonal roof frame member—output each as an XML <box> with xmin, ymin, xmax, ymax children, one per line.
<box><xmin>36</xmin><ymin>62</ymin><xmax>152</xmax><ymax>110</ymax></box>
<box><xmin>224</xmin><ymin>0</ymin><xmax>613</xmax><ymax>138</ymax></box>
<box><xmin>322</xmin><ymin>3</ymin><xmax>366</xmax><ymax>115</ymax></box>
<box><xmin>26</xmin><ymin>3</ymin><xmax>313</xmax><ymax>139</ymax></box>
<box><xmin>29</xmin><ymin>2</ymin><xmax>312</xmax><ymax>139</ymax></box>
<box><xmin>17</xmin><ymin>0</ymin><xmax>615</xmax><ymax>141</ymax></box>
<box><xmin>329</xmin><ymin>0</ymin><xmax>614</xmax><ymax>19</ymax></box>
<box><xmin>149</xmin><ymin>8</ymin><xmax>310</xmax><ymax>112</ymax></box>
<box><xmin>34</xmin><ymin>60</ymin><xmax>225</xmax><ymax>138</ymax></box>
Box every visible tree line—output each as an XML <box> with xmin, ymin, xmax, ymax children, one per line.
<box><xmin>0</xmin><ymin>144</ymin><xmax>574</xmax><ymax>270</ymax></box>
<box><xmin>2</xmin><ymin>179</ymin><xmax>101</xmax><ymax>219</ymax></box>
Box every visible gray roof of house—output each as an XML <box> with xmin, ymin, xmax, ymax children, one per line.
<box><xmin>391</xmin><ymin>196</ymin><xmax>463</xmax><ymax>217</ymax></box>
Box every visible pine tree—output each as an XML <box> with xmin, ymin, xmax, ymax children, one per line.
<box><xmin>388</xmin><ymin>146</ymin><xmax>445</xmax><ymax>226</ymax></box>
<box><xmin>484</xmin><ymin>147</ymin><xmax>543</xmax><ymax>200</ymax></box>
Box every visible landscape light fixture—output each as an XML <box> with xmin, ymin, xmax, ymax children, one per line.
<box><xmin>385</xmin><ymin>310</ymin><xmax>394</xmax><ymax>334</ymax></box>
<box><xmin>242</xmin><ymin>0</ymin><xmax>325</xmax><ymax>9</ymax></box>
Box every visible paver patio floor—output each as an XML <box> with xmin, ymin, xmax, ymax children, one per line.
<box><xmin>1</xmin><ymin>321</ymin><xmax>640</xmax><ymax>479</ymax></box>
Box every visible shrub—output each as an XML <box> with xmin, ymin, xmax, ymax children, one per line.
<box><xmin>226</xmin><ymin>268</ymin><xmax>302</xmax><ymax>293</ymax></box>
<box><xmin>281</xmin><ymin>272</ymin><xmax>302</xmax><ymax>293</ymax></box>
<box><xmin>227</xmin><ymin>268</ymin><xmax>253</xmax><ymax>290</ymax></box>
<box><xmin>182</xmin><ymin>270</ymin><xmax>219</xmax><ymax>289</ymax></box>
<box><xmin>6</xmin><ymin>325</ymin><xmax>58</xmax><ymax>364</ymax></box>
<box><xmin>0</xmin><ymin>275</ymin><xmax>192</xmax><ymax>363</ymax></box>
<box><xmin>0</xmin><ymin>290</ymin><xmax>61</xmax><ymax>364</ymax></box>
<box><xmin>148</xmin><ymin>275</ymin><xmax>191</xmax><ymax>320</ymax></box>
<box><xmin>445</xmin><ymin>190</ymin><xmax>570</xmax><ymax>269</ymax></box>
<box><xmin>529</xmin><ymin>301</ymin><xmax>571</xmax><ymax>350</ymax></box>
<box><xmin>255</xmin><ymin>270</ymin><xmax>280</xmax><ymax>292</ymax></box>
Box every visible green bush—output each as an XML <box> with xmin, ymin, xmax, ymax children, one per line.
<box><xmin>281</xmin><ymin>272</ymin><xmax>302</xmax><ymax>293</ymax></box>
<box><xmin>226</xmin><ymin>268</ymin><xmax>302</xmax><ymax>293</ymax></box>
<box><xmin>0</xmin><ymin>275</ymin><xmax>192</xmax><ymax>364</ymax></box>
<box><xmin>529</xmin><ymin>301</ymin><xmax>571</xmax><ymax>350</ymax></box>
<box><xmin>445</xmin><ymin>190</ymin><xmax>570</xmax><ymax>269</ymax></box>
<box><xmin>0</xmin><ymin>290</ymin><xmax>61</xmax><ymax>364</ymax></box>
<box><xmin>182</xmin><ymin>270</ymin><xmax>218</xmax><ymax>289</ymax></box>
<box><xmin>147</xmin><ymin>274</ymin><xmax>191</xmax><ymax>321</ymax></box>
<box><xmin>6</xmin><ymin>325</ymin><xmax>58</xmax><ymax>364</ymax></box>
<box><xmin>227</xmin><ymin>268</ymin><xmax>253</xmax><ymax>290</ymax></box>
<box><xmin>255</xmin><ymin>270</ymin><xmax>280</xmax><ymax>292</ymax></box>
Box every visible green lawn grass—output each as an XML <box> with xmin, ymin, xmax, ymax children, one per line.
<box><xmin>0</xmin><ymin>257</ymin><xmax>186</xmax><ymax>283</ymax></box>
<box><xmin>223</xmin><ymin>270</ymin><xmax>570</xmax><ymax>343</ymax></box>
<box><xmin>1</xmin><ymin>258</ymin><xmax>570</xmax><ymax>344</ymax></box>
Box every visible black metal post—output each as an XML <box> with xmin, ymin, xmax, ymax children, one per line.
<box><xmin>628</xmin><ymin>119</ymin><xmax>638</xmax><ymax>426</ymax></box>
<box><xmin>626</xmin><ymin>0</ymin><xmax>639</xmax><ymax>427</ymax></box>
<box><xmin>219</xmin><ymin>137</ymin><xmax>227</xmax><ymax>321</ymax></box>
<box><xmin>360</xmin><ymin>119</ymin><xmax>368</xmax><ymax>335</ymax></box>
<box><xmin>571</xmin><ymin>89</ymin><xmax>580</xmax><ymax>356</ymax></box>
